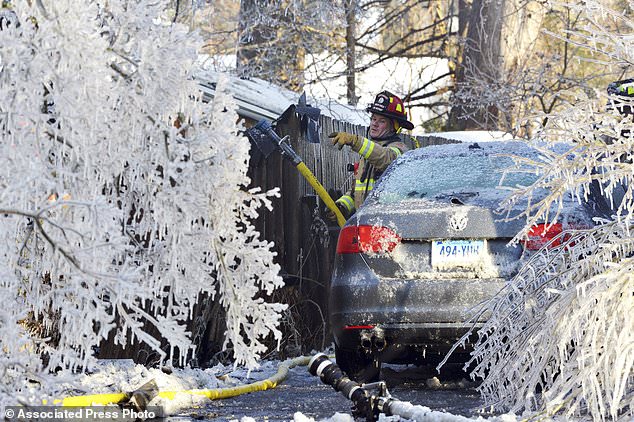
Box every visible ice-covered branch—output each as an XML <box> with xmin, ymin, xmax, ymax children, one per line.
<box><xmin>451</xmin><ymin>2</ymin><xmax>634</xmax><ymax>420</ymax></box>
<box><xmin>0</xmin><ymin>0</ymin><xmax>284</xmax><ymax>406</ymax></box>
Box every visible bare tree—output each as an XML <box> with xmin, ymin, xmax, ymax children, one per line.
<box><xmin>353</xmin><ymin>0</ymin><xmax>458</xmax><ymax>116</ymax></box>
<box><xmin>345</xmin><ymin>0</ymin><xmax>358</xmax><ymax>105</ymax></box>
<box><xmin>184</xmin><ymin>0</ymin><xmax>619</xmax><ymax>132</ymax></box>
<box><xmin>448</xmin><ymin>0</ymin><xmax>506</xmax><ymax>129</ymax></box>
<box><xmin>447</xmin><ymin>0</ymin><xmax>628</xmax><ymax>134</ymax></box>
<box><xmin>234</xmin><ymin>0</ymin><xmax>342</xmax><ymax>92</ymax></box>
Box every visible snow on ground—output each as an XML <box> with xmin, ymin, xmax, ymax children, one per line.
<box><xmin>45</xmin><ymin>358</ymin><xmax>532</xmax><ymax>422</ymax></box>
<box><xmin>53</xmin><ymin>359</ymin><xmax>281</xmax><ymax>416</ymax></box>
<box><xmin>56</xmin><ymin>358</ymin><xmax>274</xmax><ymax>397</ymax></box>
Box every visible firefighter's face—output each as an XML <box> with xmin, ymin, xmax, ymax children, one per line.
<box><xmin>369</xmin><ymin>114</ymin><xmax>393</xmax><ymax>138</ymax></box>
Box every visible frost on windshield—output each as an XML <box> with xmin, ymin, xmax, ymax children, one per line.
<box><xmin>374</xmin><ymin>142</ymin><xmax>540</xmax><ymax>205</ymax></box>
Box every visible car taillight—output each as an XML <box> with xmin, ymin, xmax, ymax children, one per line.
<box><xmin>344</xmin><ymin>325</ymin><xmax>375</xmax><ymax>330</ymax></box>
<box><xmin>336</xmin><ymin>225</ymin><xmax>401</xmax><ymax>254</ymax></box>
<box><xmin>523</xmin><ymin>222</ymin><xmax>591</xmax><ymax>251</ymax></box>
<box><xmin>523</xmin><ymin>223</ymin><xmax>564</xmax><ymax>250</ymax></box>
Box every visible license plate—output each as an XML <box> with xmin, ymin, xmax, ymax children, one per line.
<box><xmin>431</xmin><ymin>239</ymin><xmax>485</xmax><ymax>268</ymax></box>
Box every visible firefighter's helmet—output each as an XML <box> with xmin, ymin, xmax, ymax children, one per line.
<box><xmin>366</xmin><ymin>91</ymin><xmax>414</xmax><ymax>130</ymax></box>
<box><xmin>607</xmin><ymin>79</ymin><xmax>634</xmax><ymax>115</ymax></box>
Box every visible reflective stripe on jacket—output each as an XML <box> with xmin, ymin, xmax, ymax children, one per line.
<box><xmin>340</xmin><ymin>134</ymin><xmax>408</xmax><ymax>215</ymax></box>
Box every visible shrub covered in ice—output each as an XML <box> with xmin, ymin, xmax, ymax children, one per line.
<box><xmin>0</xmin><ymin>0</ymin><xmax>284</xmax><ymax>405</ymax></box>
<box><xmin>447</xmin><ymin>2</ymin><xmax>634</xmax><ymax>420</ymax></box>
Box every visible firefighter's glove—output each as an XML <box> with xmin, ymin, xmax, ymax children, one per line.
<box><xmin>326</xmin><ymin>204</ymin><xmax>347</xmax><ymax>222</ymax></box>
<box><xmin>325</xmin><ymin>208</ymin><xmax>338</xmax><ymax>222</ymax></box>
<box><xmin>327</xmin><ymin>195</ymin><xmax>354</xmax><ymax>222</ymax></box>
<box><xmin>329</xmin><ymin>132</ymin><xmax>360</xmax><ymax>150</ymax></box>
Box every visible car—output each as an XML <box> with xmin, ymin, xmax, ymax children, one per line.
<box><xmin>329</xmin><ymin>139</ymin><xmax>597</xmax><ymax>381</ymax></box>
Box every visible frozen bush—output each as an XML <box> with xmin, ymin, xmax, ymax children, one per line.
<box><xmin>0</xmin><ymin>0</ymin><xmax>284</xmax><ymax>405</ymax></box>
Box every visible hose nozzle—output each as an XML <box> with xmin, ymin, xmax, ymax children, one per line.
<box><xmin>309</xmin><ymin>353</ymin><xmax>387</xmax><ymax>420</ymax></box>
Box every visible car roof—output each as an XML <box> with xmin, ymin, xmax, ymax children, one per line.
<box><xmin>418</xmin><ymin>130</ymin><xmax>515</xmax><ymax>144</ymax></box>
<box><xmin>400</xmin><ymin>139</ymin><xmax>538</xmax><ymax>161</ymax></box>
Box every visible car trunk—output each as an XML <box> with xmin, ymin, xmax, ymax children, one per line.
<box><xmin>353</xmin><ymin>197</ymin><xmax>526</xmax><ymax>280</ymax></box>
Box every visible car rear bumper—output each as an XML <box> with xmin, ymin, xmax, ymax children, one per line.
<box><xmin>330</xmin><ymin>271</ymin><xmax>505</xmax><ymax>360</ymax></box>
<box><xmin>330</xmin><ymin>276</ymin><xmax>505</xmax><ymax>325</ymax></box>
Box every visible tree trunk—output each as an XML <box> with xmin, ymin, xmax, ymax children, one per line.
<box><xmin>500</xmin><ymin>0</ymin><xmax>545</xmax><ymax>75</ymax></box>
<box><xmin>345</xmin><ymin>0</ymin><xmax>357</xmax><ymax>105</ymax></box>
<box><xmin>448</xmin><ymin>0</ymin><xmax>505</xmax><ymax>130</ymax></box>
<box><xmin>237</xmin><ymin>0</ymin><xmax>264</xmax><ymax>79</ymax></box>
<box><xmin>171</xmin><ymin>0</ymin><xmax>193</xmax><ymax>26</ymax></box>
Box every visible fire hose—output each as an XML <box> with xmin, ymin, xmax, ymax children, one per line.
<box><xmin>47</xmin><ymin>353</ymin><xmax>485</xmax><ymax>421</ymax></box>
<box><xmin>245</xmin><ymin>120</ymin><xmax>347</xmax><ymax>227</ymax></box>
<box><xmin>47</xmin><ymin>356</ymin><xmax>312</xmax><ymax>413</ymax></box>
<box><xmin>308</xmin><ymin>353</ymin><xmax>482</xmax><ymax>422</ymax></box>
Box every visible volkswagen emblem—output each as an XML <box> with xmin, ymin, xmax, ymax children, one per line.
<box><xmin>449</xmin><ymin>214</ymin><xmax>468</xmax><ymax>231</ymax></box>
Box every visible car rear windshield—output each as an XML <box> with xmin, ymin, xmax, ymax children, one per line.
<box><xmin>375</xmin><ymin>145</ymin><xmax>541</xmax><ymax>204</ymax></box>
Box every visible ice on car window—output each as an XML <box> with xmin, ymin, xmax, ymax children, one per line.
<box><xmin>374</xmin><ymin>142</ymin><xmax>542</xmax><ymax>204</ymax></box>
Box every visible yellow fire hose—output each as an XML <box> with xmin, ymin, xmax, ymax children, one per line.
<box><xmin>296</xmin><ymin>162</ymin><xmax>346</xmax><ymax>227</ymax></box>
<box><xmin>245</xmin><ymin>120</ymin><xmax>347</xmax><ymax>228</ymax></box>
<box><xmin>47</xmin><ymin>356</ymin><xmax>312</xmax><ymax>408</ymax></box>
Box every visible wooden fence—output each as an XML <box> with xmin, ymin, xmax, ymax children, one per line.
<box><xmin>241</xmin><ymin>110</ymin><xmax>366</xmax><ymax>357</ymax></box>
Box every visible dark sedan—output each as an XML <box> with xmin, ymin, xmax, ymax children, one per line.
<box><xmin>329</xmin><ymin>140</ymin><xmax>595</xmax><ymax>381</ymax></box>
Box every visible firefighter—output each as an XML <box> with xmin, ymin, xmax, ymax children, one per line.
<box><xmin>328</xmin><ymin>91</ymin><xmax>414</xmax><ymax>219</ymax></box>
<box><xmin>607</xmin><ymin>78</ymin><xmax>634</xmax><ymax>120</ymax></box>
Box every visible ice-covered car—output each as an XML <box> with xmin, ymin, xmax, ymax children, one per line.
<box><xmin>329</xmin><ymin>140</ymin><xmax>597</xmax><ymax>381</ymax></box>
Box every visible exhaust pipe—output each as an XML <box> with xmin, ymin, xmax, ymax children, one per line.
<box><xmin>372</xmin><ymin>334</ymin><xmax>386</xmax><ymax>352</ymax></box>
<box><xmin>360</xmin><ymin>332</ymin><xmax>373</xmax><ymax>352</ymax></box>
<box><xmin>360</xmin><ymin>328</ymin><xmax>386</xmax><ymax>353</ymax></box>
